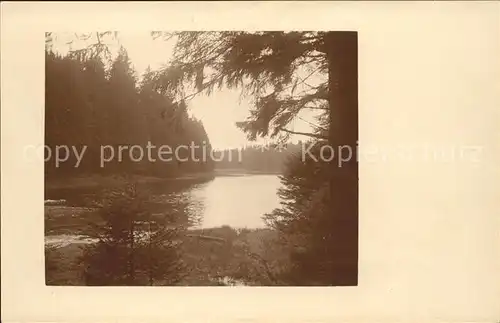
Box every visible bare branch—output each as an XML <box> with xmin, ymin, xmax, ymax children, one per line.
<box><xmin>297</xmin><ymin>116</ymin><xmax>327</xmax><ymax>132</ymax></box>
<box><xmin>278</xmin><ymin>127</ymin><xmax>327</xmax><ymax>140</ymax></box>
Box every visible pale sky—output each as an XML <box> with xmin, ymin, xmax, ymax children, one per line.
<box><xmin>50</xmin><ymin>32</ymin><xmax>315</xmax><ymax>149</ymax></box>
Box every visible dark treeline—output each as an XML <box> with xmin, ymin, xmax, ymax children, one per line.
<box><xmin>213</xmin><ymin>142</ymin><xmax>302</xmax><ymax>174</ymax></box>
<box><xmin>45</xmin><ymin>47</ymin><xmax>213</xmax><ymax>179</ymax></box>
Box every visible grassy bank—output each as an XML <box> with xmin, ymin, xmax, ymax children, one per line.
<box><xmin>46</xmin><ymin>225</ymin><xmax>286</xmax><ymax>286</ymax></box>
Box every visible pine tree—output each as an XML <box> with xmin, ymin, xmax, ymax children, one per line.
<box><xmin>80</xmin><ymin>183</ymin><xmax>186</xmax><ymax>286</ymax></box>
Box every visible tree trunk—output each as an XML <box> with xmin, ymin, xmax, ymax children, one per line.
<box><xmin>325</xmin><ymin>31</ymin><xmax>359</xmax><ymax>286</ymax></box>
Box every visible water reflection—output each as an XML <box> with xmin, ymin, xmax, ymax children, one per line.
<box><xmin>188</xmin><ymin>175</ymin><xmax>282</xmax><ymax>229</ymax></box>
<box><xmin>150</xmin><ymin>189</ymin><xmax>204</xmax><ymax>228</ymax></box>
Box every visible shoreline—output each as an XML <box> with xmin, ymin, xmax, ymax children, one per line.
<box><xmin>45</xmin><ymin>170</ymin><xmax>281</xmax><ymax>191</ymax></box>
<box><xmin>213</xmin><ymin>169</ymin><xmax>282</xmax><ymax>177</ymax></box>
<box><xmin>45</xmin><ymin>225</ymin><xmax>272</xmax><ymax>245</ymax></box>
<box><xmin>45</xmin><ymin>172</ymin><xmax>216</xmax><ymax>191</ymax></box>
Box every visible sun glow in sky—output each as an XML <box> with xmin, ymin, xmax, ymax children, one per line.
<box><xmin>51</xmin><ymin>32</ymin><xmax>315</xmax><ymax>149</ymax></box>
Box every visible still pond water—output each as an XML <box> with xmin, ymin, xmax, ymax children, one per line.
<box><xmin>190</xmin><ymin>175</ymin><xmax>282</xmax><ymax>228</ymax></box>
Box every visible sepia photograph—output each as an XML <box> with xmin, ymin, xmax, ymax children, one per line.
<box><xmin>43</xmin><ymin>31</ymin><xmax>359</xmax><ymax>286</ymax></box>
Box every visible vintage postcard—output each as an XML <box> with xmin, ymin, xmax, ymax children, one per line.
<box><xmin>1</xmin><ymin>1</ymin><xmax>499</xmax><ymax>323</ymax></box>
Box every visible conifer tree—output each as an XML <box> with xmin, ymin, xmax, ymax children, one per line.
<box><xmin>81</xmin><ymin>183</ymin><xmax>186</xmax><ymax>286</ymax></box>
